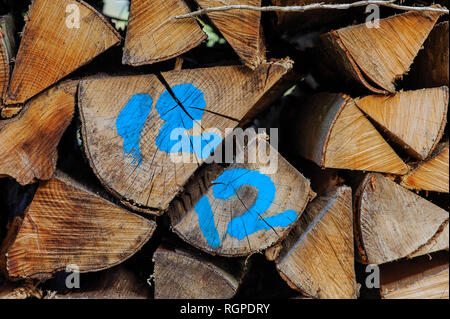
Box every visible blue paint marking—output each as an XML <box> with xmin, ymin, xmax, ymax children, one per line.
<box><xmin>116</xmin><ymin>94</ymin><xmax>153</xmax><ymax>166</ymax></box>
<box><xmin>155</xmin><ymin>83</ymin><xmax>222</xmax><ymax>159</ymax></box>
<box><xmin>194</xmin><ymin>168</ymin><xmax>298</xmax><ymax>247</ymax></box>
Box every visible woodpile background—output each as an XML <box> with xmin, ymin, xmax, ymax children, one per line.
<box><xmin>0</xmin><ymin>0</ymin><xmax>448</xmax><ymax>299</ymax></box>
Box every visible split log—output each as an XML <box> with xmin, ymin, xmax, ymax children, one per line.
<box><xmin>0</xmin><ymin>280</ymin><xmax>43</xmax><ymax>299</ymax></box>
<box><xmin>0</xmin><ymin>80</ymin><xmax>77</xmax><ymax>185</ymax></box>
<box><xmin>400</xmin><ymin>141</ymin><xmax>449</xmax><ymax>193</ymax></box>
<box><xmin>274</xmin><ymin>186</ymin><xmax>358</xmax><ymax>299</ymax></box>
<box><xmin>195</xmin><ymin>0</ymin><xmax>266</xmax><ymax>69</ymax></box>
<box><xmin>122</xmin><ymin>0</ymin><xmax>206</xmax><ymax>66</ymax></box>
<box><xmin>169</xmin><ymin>134</ymin><xmax>315</xmax><ymax>256</ymax></box>
<box><xmin>45</xmin><ymin>265</ymin><xmax>151</xmax><ymax>299</ymax></box>
<box><xmin>290</xmin><ymin>93</ymin><xmax>408</xmax><ymax>174</ymax></box>
<box><xmin>0</xmin><ymin>14</ymin><xmax>15</xmax><ymax>107</ymax></box>
<box><xmin>380</xmin><ymin>251</ymin><xmax>449</xmax><ymax>299</ymax></box>
<box><xmin>355</xmin><ymin>87</ymin><xmax>448</xmax><ymax>160</ymax></box>
<box><xmin>153</xmin><ymin>244</ymin><xmax>246</xmax><ymax>298</ymax></box>
<box><xmin>1</xmin><ymin>171</ymin><xmax>156</xmax><ymax>280</ymax></box>
<box><xmin>318</xmin><ymin>10</ymin><xmax>442</xmax><ymax>94</ymax></box>
<box><xmin>79</xmin><ymin>59</ymin><xmax>294</xmax><ymax>214</ymax></box>
<box><xmin>4</xmin><ymin>0</ymin><xmax>121</xmax><ymax>105</ymax></box>
<box><xmin>408</xmin><ymin>21</ymin><xmax>449</xmax><ymax>89</ymax></box>
<box><xmin>354</xmin><ymin>173</ymin><xmax>449</xmax><ymax>265</ymax></box>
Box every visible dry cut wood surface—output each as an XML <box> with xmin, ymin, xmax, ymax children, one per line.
<box><xmin>153</xmin><ymin>245</ymin><xmax>243</xmax><ymax>298</ymax></box>
<box><xmin>169</xmin><ymin>135</ymin><xmax>314</xmax><ymax>256</ymax></box>
<box><xmin>355</xmin><ymin>87</ymin><xmax>448</xmax><ymax>160</ymax></box>
<box><xmin>400</xmin><ymin>141</ymin><xmax>449</xmax><ymax>193</ymax></box>
<box><xmin>123</xmin><ymin>0</ymin><xmax>206</xmax><ymax>66</ymax></box>
<box><xmin>320</xmin><ymin>10</ymin><xmax>442</xmax><ymax>93</ymax></box>
<box><xmin>380</xmin><ymin>252</ymin><xmax>449</xmax><ymax>299</ymax></box>
<box><xmin>354</xmin><ymin>173</ymin><xmax>449</xmax><ymax>265</ymax></box>
<box><xmin>5</xmin><ymin>0</ymin><xmax>121</xmax><ymax>105</ymax></box>
<box><xmin>195</xmin><ymin>0</ymin><xmax>266</xmax><ymax>69</ymax></box>
<box><xmin>291</xmin><ymin>93</ymin><xmax>408</xmax><ymax>174</ymax></box>
<box><xmin>79</xmin><ymin>60</ymin><xmax>293</xmax><ymax>214</ymax></box>
<box><xmin>0</xmin><ymin>81</ymin><xmax>77</xmax><ymax>185</ymax></box>
<box><xmin>275</xmin><ymin>186</ymin><xmax>358</xmax><ymax>299</ymax></box>
<box><xmin>2</xmin><ymin>172</ymin><xmax>156</xmax><ymax>280</ymax></box>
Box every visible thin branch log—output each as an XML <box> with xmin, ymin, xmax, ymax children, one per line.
<box><xmin>168</xmin><ymin>1</ymin><xmax>449</xmax><ymax>21</ymax></box>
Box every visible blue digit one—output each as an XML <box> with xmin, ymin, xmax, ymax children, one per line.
<box><xmin>194</xmin><ymin>168</ymin><xmax>298</xmax><ymax>247</ymax></box>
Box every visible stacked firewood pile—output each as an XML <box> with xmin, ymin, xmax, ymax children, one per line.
<box><xmin>0</xmin><ymin>0</ymin><xmax>448</xmax><ymax>299</ymax></box>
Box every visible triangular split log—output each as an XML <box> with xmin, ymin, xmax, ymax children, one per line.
<box><xmin>354</xmin><ymin>173</ymin><xmax>448</xmax><ymax>265</ymax></box>
<box><xmin>275</xmin><ymin>186</ymin><xmax>358</xmax><ymax>299</ymax></box>
<box><xmin>123</xmin><ymin>0</ymin><xmax>206</xmax><ymax>66</ymax></box>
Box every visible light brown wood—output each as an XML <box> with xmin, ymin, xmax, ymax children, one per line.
<box><xmin>408</xmin><ymin>21</ymin><xmax>449</xmax><ymax>88</ymax></box>
<box><xmin>123</xmin><ymin>0</ymin><xmax>206</xmax><ymax>66</ymax></box>
<box><xmin>0</xmin><ymin>80</ymin><xmax>77</xmax><ymax>185</ymax></box>
<box><xmin>195</xmin><ymin>0</ymin><xmax>266</xmax><ymax>69</ymax></box>
<box><xmin>275</xmin><ymin>186</ymin><xmax>358</xmax><ymax>299</ymax></box>
<box><xmin>291</xmin><ymin>93</ymin><xmax>408</xmax><ymax>174</ymax></box>
<box><xmin>153</xmin><ymin>244</ymin><xmax>245</xmax><ymax>298</ymax></box>
<box><xmin>0</xmin><ymin>14</ymin><xmax>15</xmax><ymax>106</ymax></box>
<box><xmin>169</xmin><ymin>134</ymin><xmax>315</xmax><ymax>256</ymax></box>
<box><xmin>319</xmin><ymin>10</ymin><xmax>442</xmax><ymax>93</ymax></box>
<box><xmin>0</xmin><ymin>280</ymin><xmax>43</xmax><ymax>299</ymax></box>
<box><xmin>400</xmin><ymin>141</ymin><xmax>449</xmax><ymax>193</ymax></box>
<box><xmin>79</xmin><ymin>59</ymin><xmax>294</xmax><ymax>214</ymax></box>
<box><xmin>355</xmin><ymin>87</ymin><xmax>448</xmax><ymax>160</ymax></box>
<box><xmin>354</xmin><ymin>173</ymin><xmax>449</xmax><ymax>265</ymax></box>
<box><xmin>380</xmin><ymin>252</ymin><xmax>449</xmax><ymax>299</ymax></box>
<box><xmin>2</xmin><ymin>171</ymin><xmax>156</xmax><ymax>280</ymax></box>
<box><xmin>5</xmin><ymin>0</ymin><xmax>121</xmax><ymax>105</ymax></box>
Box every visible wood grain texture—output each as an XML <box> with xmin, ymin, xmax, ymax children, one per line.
<box><xmin>400</xmin><ymin>141</ymin><xmax>449</xmax><ymax>193</ymax></box>
<box><xmin>79</xmin><ymin>60</ymin><xmax>293</xmax><ymax>214</ymax></box>
<box><xmin>354</xmin><ymin>173</ymin><xmax>449</xmax><ymax>265</ymax></box>
<box><xmin>355</xmin><ymin>87</ymin><xmax>448</xmax><ymax>160</ymax></box>
<box><xmin>195</xmin><ymin>0</ymin><xmax>266</xmax><ymax>69</ymax></box>
<box><xmin>5</xmin><ymin>0</ymin><xmax>121</xmax><ymax>105</ymax></box>
<box><xmin>291</xmin><ymin>93</ymin><xmax>408</xmax><ymax>174</ymax></box>
<box><xmin>320</xmin><ymin>10</ymin><xmax>442</xmax><ymax>93</ymax></box>
<box><xmin>408</xmin><ymin>21</ymin><xmax>449</xmax><ymax>88</ymax></box>
<box><xmin>0</xmin><ymin>81</ymin><xmax>77</xmax><ymax>185</ymax></box>
<box><xmin>122</xmin><ymin>0</ymin><xmax>206</xmax><ymax>66</ymax></box>
<box><xmin>0</xmin><ymin>14</ymin><xmax>15</xmax><ymax>105</ymax></box>
<box><xmin>276</xmin><ymin>186</ymin><xmax>358</xmax><ymax>299</ymax></box>
<box><xmin>154</xmin><ymin>245</ymin><xmax>244</xmax><ymax>298</ymax></box>
<box><xmin>169</xmin><ymin>135</ymin><xmax>314</xmax><ymax>256</ymax></box>
<box><xmin>380</xmin><ymin>252</ymin><xmax>449</xmax><ymax>299</ymax></box>
<box><xmin>3</xmin><ymin>172</ymin><xmax>156</xmax><ymax>280</ymax></box>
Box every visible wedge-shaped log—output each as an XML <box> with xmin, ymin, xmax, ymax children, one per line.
<box><xmin>0</xmin><ymin>14</ymin><xmax>15</xmax><ymax>108</ymax></box>
<box><xmin>275</xmin><ymin>186</ymin><xmax>358</xmax><ymax>299</ymax></box>
<box><xmin>2</xmin><ymin>172</ymin><xmax>156</xmax><ymax>280</ymax></box>
<box><xmin>123</xmin><ymin>0</ymin><xmax>206</xmax><ymax>66</ymax></box>
<box><xmin>319</xmin><ymin>10</ymin><xmax>442</xmax><ymax>93</ymax></box>
<box><xmin>79</xmin><ymin>60</ymin><xmax>294</xmax><ymax>214</ymax></box>
<box><xmin>195</xmin><ymin>0</ymin><xmax>266</xmax><ymax>69</ymax></box>
<box><xmin>408</xmin><ymin>21</ymin><xmax>449</xmax><ymax>89</ymax></box>
<box><xmin>355</xmin><ymin>87</ymin><xmax>448</xmax><ymax>160</ymax></box>
<box><xmin>154</xmin><ymin>244</ymin><xmax>246</xmax><ymax>298</ymax></box>
<box><xmin>400</xmin><ymin>141</ymin><xmax>449</xmax><ymax>193</ymax></box>
<box><xmin>354</xmin><ymin>173</ymin><xmax>449</xmax><ymax>265</ymax></box>
<box><xmin>5</xmin><ymin>0</ymin><xmax>121</xmax><ymax>105</ymax></box>
<box><xmin>291</xmin><ymin>93</ymin><xmax>408</xmax><ymax>175</ymax></box>
<box><xmin>169</xmin><ymin>135</ymin><xmax>315</xmax><ymax>256</ymax></box>
<box><xmin>380</xmin><ymin>252</ymin><xmax>449</xmax><ymax>299</ymax></box>
<box><xmin>0</xmin><ymin>81</ymin><xmax>77</xmax><ymax>185</ymax></box>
